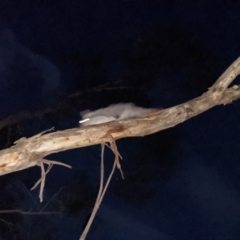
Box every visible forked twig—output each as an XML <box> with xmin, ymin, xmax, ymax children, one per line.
<box><xmin>31</xmin><ymin>163</ymin><xmax>51</xmax><ymax>202</ymax></box>
<box><xmin>105</xmin><ymin>139</ymin><xmax>124</xmax><ymax>179</ymax></box>
<box><xmin>31</xmin><ymin>159</ymin><xmax>71</xmax><ymax>202</ymax></box>
<box><xmin>31</xmin><ymin>163</ymin><xmax>52</xmax><ymax>191</ymax></box>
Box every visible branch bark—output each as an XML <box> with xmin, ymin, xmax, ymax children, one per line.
<box><xmin>1</xmin><ymin>57</ymin><xmax>240</xmax><ymax>177</ymax></box>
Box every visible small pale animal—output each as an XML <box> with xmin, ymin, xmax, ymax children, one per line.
<box><xmin>79</xmin><ymin>103</ymin><xmax>157</xmax><ymax>127</ymax></box>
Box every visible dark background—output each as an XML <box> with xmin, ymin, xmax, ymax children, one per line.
<box><xmin>0</xmin><ymin>1</ymin><xmax>240</xmax><ymax>239</ymax></box>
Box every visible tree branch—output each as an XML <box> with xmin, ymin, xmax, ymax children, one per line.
<box><xmin>0</xmin><ymin>82</ymin><xmax>142</xmax><ymax>131</ymax></box>
<box><xmin>0</xmin><ymin>57</ymin><xmax>240</xmax><ymax>177</ymax></box>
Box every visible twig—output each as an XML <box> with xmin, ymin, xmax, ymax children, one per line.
<box><xmin>79</xmin><ymin>141</ymin><xmax>119</xmax><ymax>240</ymax></box>
<box><xmin>0</xmin><ymin>218</ymin><xmax>13</xmax><ymax>229</ymax></box>
<box><xmin>41</xmin><ymin>187</ymin><xmax>64</xmax><ymax>212</ymax></box>
<box><xmin>31</xmin><ymin>163</ymin><xmax>52</xmax><ymax>202</ymax></box>
<box><xmin>0</xmin><ymin>209</ymin><xmax>62</xmax><ymax>215</ymax></box>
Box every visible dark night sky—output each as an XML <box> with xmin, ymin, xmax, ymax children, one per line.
<box><xmin>1</xmin><ymin>1</ymin><xmax>240</xmax><ymax>240</ymax></box>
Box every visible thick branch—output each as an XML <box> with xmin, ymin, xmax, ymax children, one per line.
<box><xmin>0</xmin><ymin>58</ymin><xmax>240</xmax><ymax>176</ymax></box>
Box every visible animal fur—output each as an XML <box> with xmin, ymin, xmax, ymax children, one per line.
<box><xmin>79</xmin><ymin>103</ymin><xmax>157</xmax><ymax>126</ymax></box>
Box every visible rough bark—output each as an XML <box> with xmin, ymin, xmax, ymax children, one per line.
<box><xmin>1</xmin><ymin>57</ymin><xmax>240</xmax><ymax>177</ymax></box>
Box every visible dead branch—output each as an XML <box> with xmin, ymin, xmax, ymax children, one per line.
<box><xmin>0</xmin><ymin>209</ymin><xmax>62</xmax><ymax>215</ymax></box>
<box><xmin>0</xmin><ymin>57</ymin><xmax>240</xmax><ymax>177</ymax></box>
<box><xmin>0</xmin><ymin>82</ymin><xmax>142</xmax><ymax>131</ymax></box>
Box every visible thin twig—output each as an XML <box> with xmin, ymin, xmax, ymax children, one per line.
<box><xmin>0</xmin><ymin>209</ymin><xmax>62</xmax><ymax>215</ymax></box>
<box><xmin>79</xmin><ymin>144</ymin><xmax>105</xmax><ymax>240</ymax></box>
<box><xmin>79</xmin><ymin>141</ymin><xmax>119</xmax><ymax>240</ymax></box>
<box><xmin>39</xmin><ymin>163</ymin><xmax>46</xmax><ymax>202</ymax></box>
<box><xmin>41</xmin><ymin>187</ymin><xmax>64</xmax><ymax>212</ymax></box>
